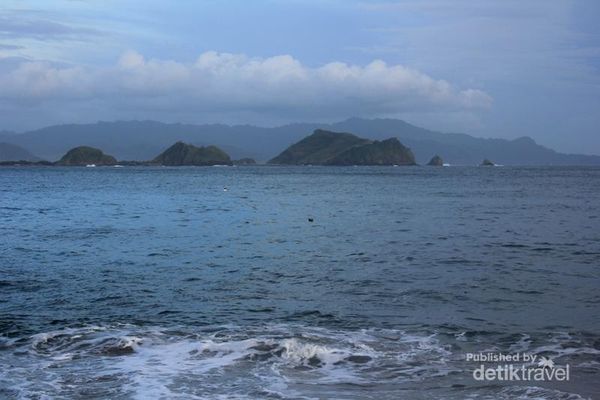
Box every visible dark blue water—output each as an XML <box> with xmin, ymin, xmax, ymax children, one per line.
<box><xmin>1</xmin><ymin>166</ymin><xmax>599</xmax><ymax>399</ymax></box>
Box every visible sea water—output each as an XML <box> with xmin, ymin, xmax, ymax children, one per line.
<box><xmin>0</xmin><ymin>166</ymin><xmax>598</xmax><ymax>399</ymax></box>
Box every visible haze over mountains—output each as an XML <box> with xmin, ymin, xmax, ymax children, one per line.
<box><xmin>0</xmin><ymin>142</ymin><xmax>40</xmax><ymax>162</ymax></box>
<box><xmin>0</xmin><ymin>118</ymin><xmax>598</xmax><ymax>165</ymax></box>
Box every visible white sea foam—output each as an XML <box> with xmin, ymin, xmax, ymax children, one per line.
<box><xmin>0</xmin><ymin>325</ymin><xmax>595</xmax><ymax>399</ymax></box>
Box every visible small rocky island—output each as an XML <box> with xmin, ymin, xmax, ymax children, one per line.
<box><xmin>233</xmin><ymin>158</ymin><xmax>256</xmax><ymax>165</ymax></box>
<box><xmin>153</xmin><ymin>141</ymin><xmax>232</xmax><ymax>166</ymax></box>
<box><xmin>56</xmin><ymin>146</ymin><xmax>117</xmax><ymax>166</ymax></box>
<box><xmin>427</xmin><ymin>155</ymin><xmax>444</xmax><ymax>166</ymax></box>
<box><xmin>480</xmin><ymin>159</ymin><xmax>496</xmax><ymax>166</ymax></box>
<box><xmin>268</xmin><ymin>129</ymin><xmax>416</xmax><ymax>166</ymax></box>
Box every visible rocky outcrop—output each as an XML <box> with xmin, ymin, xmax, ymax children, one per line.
<box><xmin>233</xmin><ymin>158</ymin><xmax>256</xmax><ymax>165</ymax></box>
<box><xmin>427</xmin><ymin>155</ymin><xmax>444</xmax><ymax>166</ymax></box>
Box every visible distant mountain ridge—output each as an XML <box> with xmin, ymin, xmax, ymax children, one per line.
<box><xmin>0</xmin><ymin>142</ymin><xmax>40</xmax><ymax>161</ymax></box>
<box><xmin>0</xmin><ymin>118</ymin><xmax>598</xmax><ymax>165</ymax></box>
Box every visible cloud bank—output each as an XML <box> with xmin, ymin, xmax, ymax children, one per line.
<box><xmin>0</xmin><ymin>51</ymin><xmax>491</xmax><ymax>126</ymax></box>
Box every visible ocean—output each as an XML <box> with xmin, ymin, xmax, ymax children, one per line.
<box><xmin>1</xmin><ymin>166</ymin><xmax>599</xmax><ymax>399</ymax></box>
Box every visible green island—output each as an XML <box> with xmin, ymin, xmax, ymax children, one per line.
<box><xmin>268</xmin><ymin>129</ymin><xmax>416</xmax><ymax>166</ymax></box>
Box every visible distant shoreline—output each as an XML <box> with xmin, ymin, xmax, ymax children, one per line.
<box><xmin>2</xmin><ymin>162</ymin><xmax>598</xmax><ymax>168</ymax></box>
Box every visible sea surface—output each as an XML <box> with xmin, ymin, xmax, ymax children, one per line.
<box><xmin>0</xmin><ymin>166</ymin><xmax>599</xmax><ymax>399</ymax></box>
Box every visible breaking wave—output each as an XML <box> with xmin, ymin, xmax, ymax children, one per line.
<box><xmin>1</xmin><ymin>324</ymin><xmax>597</xmax><ymax>399</ymax></box>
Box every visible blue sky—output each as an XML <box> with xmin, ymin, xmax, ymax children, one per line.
<box><xmin>1</xmin><ymin>0</ymin><xmax>599</xmax><ymax>154</ymax></box>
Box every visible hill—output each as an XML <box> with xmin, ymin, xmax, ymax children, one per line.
<box><xmin>269</xmin><ymin>129</ymin><xmax>370</xmax><ymax>165</ymax></box>
<box><xmin>327</xmin><ymin>138</ymin><xmax>415</xmax><ymax>165</ymax></box>
<box><xmin>153</xmin><ymin>142</ymin><xmax>231</xmax><ymax>166</ymax></box>
<box><xmin>56</xmin><ymin>146</ymin><xmax>117</xmax><ymax>166</ymax></box>
<box><xmin>269</xmin><ymin>130</ymin><xmax>415</xmax><ymax>165</ymax></box>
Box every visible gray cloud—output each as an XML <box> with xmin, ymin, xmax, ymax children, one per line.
<box><xmin>0</xmin><ymin>51</ymin><xmax>491</xmax><ymax>118</ymax></box>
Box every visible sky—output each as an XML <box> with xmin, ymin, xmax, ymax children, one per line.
<box><xmin>0</xmin><ymin>0</ymin><xmax>599</xmax><ymax>154</ymax></box>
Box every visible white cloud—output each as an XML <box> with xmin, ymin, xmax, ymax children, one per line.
<box><xmin>0</xmin><ymin>50</ymin><xmax>491</xmax><ymax>118</ymax></box>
